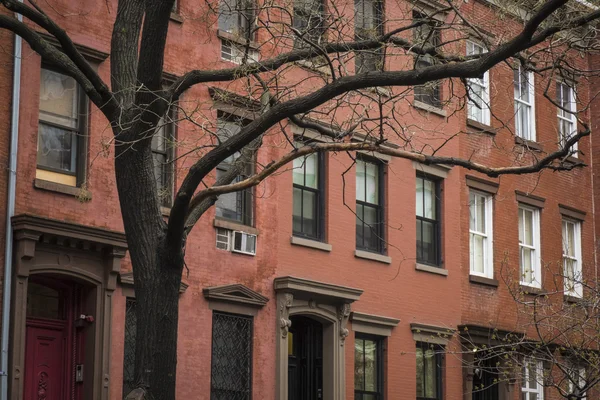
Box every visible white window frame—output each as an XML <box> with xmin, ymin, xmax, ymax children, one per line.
<box><xmin>469</xmin><ymin>190</ymin><xmax>494</xmax><ymax>278</ymax></box>
<box><xmin>567</xmin><ymin>365</ymin><xmax>586</xmax><ymax>399</ymax></box>
<box><xmin>522</xmin><ymin>358</ymin><xmax>544</xmax><ymax>400</ymax></box>
<box><xmin>518</xmin><ymin>205</ymin><xmax>542</xmax><ymax>288</ymax></box>
<box><xmin>466</xmin><ymin>41</ymin><xmax>490</xmax><ymax>125</ymax></box>
<box><xmin>562</xmin><ymin>218</ymin><xmax>583</xmax><ymax>298</ymax></box>
<box><xmin>557</xmin><ymin>81</ymin><xmax>578</xmax><ymax>154</ymax></box>
<box><xmin>514</xmin><ymin>65</ymin><xmax>536</xmax><ymax>141</ymax></box>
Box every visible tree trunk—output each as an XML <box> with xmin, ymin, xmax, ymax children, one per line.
<box><xmin>114</xmin><ymin>129</ymin><xmax>184</xmax><ymax>400</ymax></box>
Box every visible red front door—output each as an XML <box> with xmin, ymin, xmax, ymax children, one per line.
<box><xmin>24</xmin><ymin>320</ymin><xmax>69</xmax><ymax>400</ymax></box>
<box><xmin>23</xmin><ymin>279</ymin><xmax>77</xmax><ymax>400</ymax></box>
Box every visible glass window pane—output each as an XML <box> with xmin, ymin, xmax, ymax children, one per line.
<box><xmin>364</xmin><ymin>339</ymin><xmax>377</xmax><ymax>392</ymax></box>
<box><xmin>363</xmin><ymin>206</ymin><xmax>379</xmax><ymax>251</ymax></box>
<box><xmin>37</xmin><ymin>124</ymin><xmax>76</xmax><ymax>172</ymax></box>
<box><xmin>424</xmin><ymin>179</ymin><xmax>435</xmax><ymax>219</ymax></box>
<box><xmin>469</xmin><ymin>192</ymin><xmax>476</xmax><ymax>230</ymax></box>
<box><xmin>418</xmin><ymin>220</ymin><xmax>435</xmax><ymax>263</ymax></box>
<box><xmin>356</xmin><ymin>204</ymin><xmax>364</xmax><ymax>246</ymax></box>
<box><xmin>522</xmin><ymin>247</ymin><xmax>533</xmax><ymax>283</ymax></box>
<box><xmin>26</xmin><ymin>282</ymin><xmax>62</xmax><ymax>319</ymax></box>
<box><xmin>424</xmin><ymin>349</ymin><xmax>437</xmax><ymax>397</ymax></box>
<box><xmin>416</xmin><ymin>177</ymin><xmax>424</xmax><ymax>217</ymax></box>
<box><xmin>293</xmin><ymin>187</ymin><xmax>303</xmax><ymax>233</ymax></box>
<box><xmin>356</xmin><ymin>160</ymin><xmax>366</xmax><ymax>202</ymax></box>
<box><xmin>476</xmin><ymin>196</ymin><xmax>486</xmax><ymax>233</ymax></box>
<box><xmin>302</xmin><ymin>190</ymin><xmax>317</xmax><ymax>237</ymax></box>
<box><xmin>304</xmin><ymin>153</ymin><xmax>318</xmax><ymax>189</ymax></box>
<box><xmin>365</xmin><ymin>162</ymin><xmax>378</xmax><ymax>204</ymax></box>
<box><xmin>354</xmin><ymin>338</ymin><xmax>365</xmax><ymax>390</ymax></box>
<box><xmin>524</xmin><ymin>210</ymin><xmax>533</xmax><ymax>246</ymax></box>
<box><xmin>293</xmin><ymin>156</ymin><xmax>305</xmax><ymax>186</ymax></box>
<box><xmin>471</xmin><ymin>233</ymin><xmax>485</xmax><ymax>273</ymax></box>
<box><xmin>416</xmin><ymin>348</ymin><xmax>424</xmax><ymax>397</ymax></box>
<box><xmin>39</xmin><ymin>69</ymin><xmax>79</xmax><ymax>128</ymax></box>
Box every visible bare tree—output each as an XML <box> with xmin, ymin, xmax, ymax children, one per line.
<box><xmin>0</xmin><ymin>0</ymin><xmax>599</xmax><ymax>398</ymax></box>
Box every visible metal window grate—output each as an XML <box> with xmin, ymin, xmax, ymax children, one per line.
<box><xmin>122</xmin><ymin>298</ymin><xmax>137</xmax><ymax>398</ymax></box>
<box><xmin>211</xmin><ymin>312</ymin><xmax>253</xmax><ymax>400</ymax></box>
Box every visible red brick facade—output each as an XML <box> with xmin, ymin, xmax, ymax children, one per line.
<box><xmin>0</xmin><ymin>1</ymin><xmax>598</xmax><ymax>400</ymax></box>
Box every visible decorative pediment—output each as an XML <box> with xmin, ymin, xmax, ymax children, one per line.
<box><xmin>119</xmin><ymin>272</ymin><xmax>188</xmax><ymax>294</ymax></box>
<box><xmin>203</xmin><ymin>284</ymin><xmax>269</xmax><ymax>307</ymax></box>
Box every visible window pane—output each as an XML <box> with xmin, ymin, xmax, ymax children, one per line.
<box><xmin>424</xmin><ymin>349</ymin><xmax>437</xmax><ymax>397</ymax></box>
<box><xmin>356</xmin><ymin>204</ymin><xmax>364</xmax><ymax>247</ymax></box>
<box><xmin>293</xmin><ymin>187</ymin><xmax>303</xmax><ymax>233</ymax></box>
<box><xmin>216</xmin><ymin>190</ymin><xmax>242</xmax><ymax>222</ymax></box>
<box><xmin>26</xmin><ymin>282</ymin><xmax>62</xmax><ymax>320</ymax></box>
<box><xmin>304</xmin><ymin>153</ymin><xmax>318</xmax><ymax>189</ymax></box>
<box><xmin>293</xmin><ymin>156</ymin><xmax>305</xmax><ymax>186</ymax></box>
<box><xmin>417</xmin><ymin>220</ymin><xmax>436</xmax><ymax>264</ymax></box>
<box><xmin>522</xmin><ymin>247</ymin><xmax>533</xmax><ymax>283</ymax></box>
<box><xmin>416</xmin><ymin>348</ymin><xmax>424</xmax><ymax>397</ymax></box>
<box><xmin>364</xmin><ymin>339</ymin><xmax>378</xmax><ymax>391</ymax></box>
<box><xmin>356</xmin><ymin>160</ymin><xmax>366</xmax><ymax>202</ymax></box>
<box><xmin>424</xmin><ymin>179</ymin><xmax>435</xmax><ymax>219</ymax></box>
<box><xmin>476</xmin><ymin>196</ymin><xmax>486</xmax><ymax>233</ymax></box>
<box><xmin>302</xmin><ymin>190</ymin><xmax>317</xmax><ymax>237</ymax></box>
<box><xmin>363</xmin><ymin>205</ymin><xmax>379</xmax><ymax>251</ymax></box>
<box><xmin>39</xmin><ymin>69</ymin><xmax>79</xmax><ymax>128</ymax></box>
<box><xmin>416</xmin><ymin>177</ymin><xmax>424</xmax><ymax>217</ymax></box>
<box><xmin>365</xmin><ymin>162</ymin><xmax>379</xmax><ymax>205</ymax></box>
<box><xmin>355</xmin><ymin>338</ymin><xmax>365</xmax><ymax>390</ymax></box>
<box><xmin>37</xmin><ymin>124</ymin><xmax>77</xmax><ymax>172</ymax></box>
<box><xmin>471</xmin><ymin>233</ymin><xmax>485</xmax><ymax>274</ymax></box>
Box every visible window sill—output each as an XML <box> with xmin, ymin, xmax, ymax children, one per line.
<box><xmin>412</xmin><ymin>100</ymin><xmax>447</xmax><ymax>117</ymax></box>
<box><xmin>355</xmin><ymin>249</ymin><xmax>391</xmax><ymax>264</ymax></box>
<box><xmin>519</xmin><ymin>285</ymin><xmax>546</xmax><ymax>296</ymax></box>
<box><xmin>564</xmin><ymin>156</ymin><xmax>584</xmax><ymax>166</ymax></box>
<box><xmin>160</xmin><ymin>206</ymin><xmax>171</xmax><ymax>217</ymax></box>
<box><xmin>564</xmin><ymin>294</ymin><xmax>583</xmax><ymax>304</ymax></box>
<box><xmin>170</xmin><ymin>12</ymin><xmax>183</xmax><ymax>23</ymax></box>
<box><xmin>290</xmin><ymin>236</ymin><xmax>332</xmax><ymax>252</ymax></box>
<box><xmin>213</xmin><ymin>217</ymin><xmax>258</xmax><ymax>235</ymax></box>
<box><xmin>361</xmin><ymin>86</ymin><xmax>391</xmax><ymax>97</ymax></box>
<box><xmin>469</xmin><ymin>274</ymin><xmax>498</xmax><ymax>287</ymax></box>
<box><xmin>217</xmin><ymin>29</ymin><xmax>259</xmax><ymax>50</ymax></box>
<box><xmin>34</xmin><ymin>179</ymin><xmax>91</xmax><ymax>200</ymax></box>
<box><xmin>295</xmin><ymin>59</ymin><xmax>332</xmax><ymax>77</ymax></box>
<box><xmin>415</xmin><ymin>263</ymin><xmax>448</xmax><ymax>276</ymax></box>
<box><xmin>515</xmin><ymin>136</ymin><xmax>542</xmax><ymax>152</ymax></box>
<box><xmin>467</xmin><ymin>119</ymin><xmax>495</xmax><ymax>135</ymax></box>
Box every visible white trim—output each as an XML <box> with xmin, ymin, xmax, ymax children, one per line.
<box><xmin>562</xmin><ymin>218</ymin><xmax>583</xmax><ymax>298</ymax></box>
<box><xmin>469</xmin><ymin>190</ymin><xmax>494</xmax><ymax>279</ymax></box>
<box><xmin>518</xmin><ymin>204</ymin><xmax>541</xmax><ymax>288</ymax></box>
<box><xmin>466</xmin><ymin>41</ymin><xmax>490</xmax><ymax>125</ymax></box>
<box><xmin>514</xmin><ymin>66</ymin><xmax>536</xmax><ymax>141</ymax></box>
<box><xmin>567</xmin><ymin>365</ymin><xmax>587</xmax><ymax>399</ymax></box>
<box><xmin>521</xmin><ymin>358</ymin><xmax>545</xmax><ymax>400</ymax></box>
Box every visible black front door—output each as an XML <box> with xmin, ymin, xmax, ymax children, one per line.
<box><xmin>288</xmin><ymin>316</ymin><xmax>323</xmax><ymax>400</ymax></box>
<box><xmin>472</xmin><ymin>356</ymin><xmax>499</xmax><ymax>400</ymax></box>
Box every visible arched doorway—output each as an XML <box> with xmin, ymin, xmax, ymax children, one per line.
<box><xmin>288</xmin><ymin>316</ymin><xmax>323</xmax><ymax>400</ymax></box>
<box><xmin>24</xmin><ymin>277</ymin><xmax>91</xmax><ymax>400</ymax></box>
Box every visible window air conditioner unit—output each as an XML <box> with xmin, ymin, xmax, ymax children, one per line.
<box><xmin>231</xmin><ymin>231</ymin><xmax>257</xmax><ymax>256</ymax></box>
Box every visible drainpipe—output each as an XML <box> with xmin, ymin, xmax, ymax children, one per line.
<box><xmin>0</xmin><ymin>2</ymin><xmax>23</xmax><ymax>400</ymax></box>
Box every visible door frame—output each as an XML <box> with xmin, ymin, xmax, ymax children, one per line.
<box><xmin>8</xmin><ymin>215</ymin><xmax>127</xmax><ymax>400</ymax></box>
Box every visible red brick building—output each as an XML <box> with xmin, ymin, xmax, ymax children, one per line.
<box><xmin>0</xmin><ymin>1</ymin><xmax>597</xmax><ymax>400</ymax></box>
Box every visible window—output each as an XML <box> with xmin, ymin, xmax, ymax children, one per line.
<box><xmin>122</xmin><ymin>299</ymin><xmax>136</xmax><ymax>398</ymax></box>
<box><xmin>218</xmin><ymin>0</ymin><xmax>258</xmax><ymax>64</ymax></box>
<box><xmin>293</xmin><ymin>142</ymin><xmax>324</xmax><ymax>240</ymax></box>
<box><xmin>413</xmin><ymin>11</ymin><xmax>442</xmax><ymax>108</ymax></box>
<box><xmin>354</xmin><ymin>334</ymin><xmax>384</xmax><ymax>400</ymax></box>
<box><xmin>37</xmin><ymin>67</ymin><xmax>87</xmax><ymax>187</ymax></box>
<box><xmin>518</xmin><ymin>205</ymin><xmax>541</xmax><ymax>287</ymax></box>
<box><xmin>514</xmin><ymin>65</ymin><xmax>536</xmax><ymax>141</ymax></box>
<box><xmin>472</xmin><ymin>355</ymin><xmax>500</xmax><ymax>400</ymax></box>
<box><xmin>219</xmin><ymin>0</ymin><xmax>255</xmax><ymax>37</ymax></box>
<box><xmin>562</xmin><ymin>219</ymin><xmax>582</xmax><ymax>297</ymax></box>
<box><xmin>521</xmin><ymin>358</ymin><xmax>544</xmax><ymax>400</ymax></box>
<box><xmin>557</xmin><ymin>81</ymin><xmax>577</xmax><ymax>153</ymax></box>
<box><xmin>293</xmin><ymin>0</ymin><xmax>325</xmax><ymax>48</ymax></box>
<box><xmin>210</xmin><ymin>311</ymin><xmax>253</xmax><ymax>400</ymax></box>
<box><xmin>215</xmin><ymin>114</ymin><xmax>253</xmax><ymax>226</ymax></box>
<box><xmin>416</xmin><ymin>342</ymin><xmax>443</xmax><ymax>400</ymax></box>
<box><xmin>416</xmin><ymin>175</ymin><xmax>441</xmax><ymax>266</ymax></box>
<box><xmin>567</xmin><ymin>365</ymin><xmax>586</xmax><ymax>399</ymax></box>
<box><xmin>354</xmin><ymin>0</ymin><xmax>383</xmax><ymax>73</ymax></box>
<box><xmin>466</xmin><ymin>41</ymin><xmax>490</xmax><ymax>125</ymax></box>
<box><xmin>356</xmin><ymin>158</ymin><xmax>384</xmax><ymax>253</ymax></box>
<box><xmin>469</xmin><ymin>191</ymin><xmax>493</xmax><ymax>278</ymax></box>
<box><xmin>152</xmin><ymin>116</ymin><xmax>174</xmax><ymax>207</ymax></box>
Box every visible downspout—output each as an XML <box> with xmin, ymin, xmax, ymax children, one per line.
<box><xmin>0</xmin><ymin>2</ymin><xmax>23</xmax><ymax>399</ymax></box>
